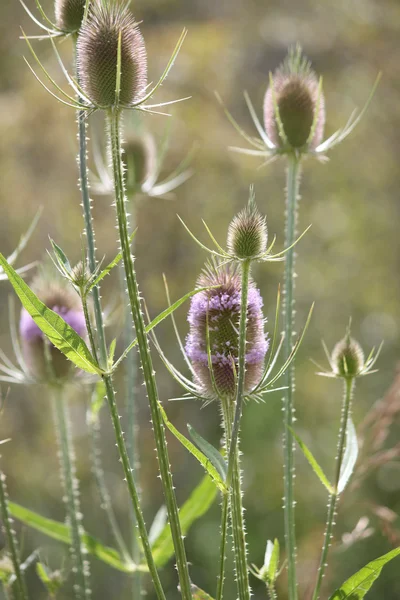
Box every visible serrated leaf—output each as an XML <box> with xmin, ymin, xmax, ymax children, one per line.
<box><xmin>87</xmin><ymin>230</ymin><xmax>137</xmax><ymax>292</ymax></box>
<box><xmin>8</xmin><ymin>502</ymin><xmax>137</xmax><ymax>574</ymax></box>
<box><xmin>150</xmin><ymin>476</ymin><xmax>218</xmax><ymax>567</ymax></box>
<box><xmin>0</xmin><ymin>254</ymin><xmax>101</xmax><ymax>376</ymax></box>
<box><xmin>329</xmin><ymin>547</ymin><xmax>400</xmax><ymax>600</ymax></box>
<box><xmin>188</xmin><ymin>424</ymin><xmax>227</xmax><ymax>482</ymax></box>
<box><xmin>158</xmin><ymin>402</ymin><xmax>227</xmax><ymax>492</ymax></box>
<box><xmin>191</xmin><ymin>584</ymin><xmax>215</xmax><ymax>599</ymax></box>
<box><xmin>338</xmin><ymin>418</ymin><xmax>358</xmax><ymax>494</ymax></box>
<box><xmin>289</xmin><ymin>426</ymin><xmax>334</xmax><ymax>494</ymax></box>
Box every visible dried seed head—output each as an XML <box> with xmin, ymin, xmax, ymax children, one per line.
<box><xmin>186</xmin><ymin>262</ymin><xmax>268</xmax><ymax>400</ymax></box>
<box><xmin>123</xmin><ymin>132</ymin><xmax>156</xmax><ymax>189</ymax></box>
<box><xmin>227</xmin><ymin>196</ymin><xmax>268</xmax><ymax>259</ymax></box>
<box><xmin>76</xmin><ymin>1</ymin><xmax>147</xmax><ymax>108</ymax></box>
<box><xmin>55</xmin><ymin>0</ymin><xmax>86</xmax><ymax>33</ymax></box>
<box><xmin>331</xmin><ymin>335</ymin><xmax>365</xmax><ymax>378</ymax></box>
<box><xmin>264</xmin><ymin>46</ymin><xmax>325</xmax><ymax>150</ymax></box>
<box><xmin>19</xmin><ymin>271</ymin><xmax>87</xmax><ymax>381</ymax></box>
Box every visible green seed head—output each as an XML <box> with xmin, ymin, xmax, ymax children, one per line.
<box><xmin>227</xmin><ymin>197</ymin><xmax>268</xmax><ymax>259</ymax></box>
<box><xmin>54</xmin><ymin>0</ymin><xmax>86</xmax><ymax>33</ymax></box>
<box><xmin>331</xmin><ymin>336</ymin><xmax>365</xmax><ymax>378</ymax></box>
<box><xmin>264</xmin><ymin>45</ymin><xmax>325</xmax><ymax>150</ymax></box>
<box><xmin>76</xmin><ymin>1</ymin><xmax>147</xmax><ymax>108</ymax></box>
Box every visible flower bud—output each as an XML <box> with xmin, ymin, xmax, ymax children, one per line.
<box><xmin>186</xmin><ymin>263</ymin><xmax>268</xmax><ymax>400</ymax></box>
<box><xmin>123</xmin><ymin>132</ymin><xmax>156</xmax><ymax>189</ymax></box>
<box><xmin>19</xmin><ymin>273</ymin><xmax>87</xmax><ymax>382</ymax></box>
<box><xmin>55</xmin><ymin>0</ymin><xmax>86</xmax><ymax>33</ymax></box>
<box><xmin>76</xmin><ymin>2</ymin><xmax>147</xmax><ymax>108</ymax></box>
<box><xmin>263</xmin><ymin>46</ymin><xmax>325</xmax><ymax>150</ymax></box>
<box><xmin>227</xmin><ymin>199</ymin><xmax>268</xmax><ymax>259</ymax></box>
<box><xmin>331</xmin><ymin>336</ymin><xmax>365</xmax><ymax>378</ymax></box>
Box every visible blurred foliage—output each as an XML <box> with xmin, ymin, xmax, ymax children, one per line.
<box><xmin>1</xmin><ymin>0</ymin><xmax>400</xmax><ymax>599</ymax></box>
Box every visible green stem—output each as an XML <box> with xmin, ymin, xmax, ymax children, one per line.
<box><xmin>0</xmin><ymin>470</ymin><xmax>28</xmax><ymax>600</ymax></box>
<box><xmin>224</xmin><ymin>259</ymin><xmax>251</xmax><ymax>600</ymax></box>
<box><xmin>311</xmin><ymin>378</ymin><xmax>355</xmax><ymax>600</ymax></box>
<box><xmin>216</xmin><ymin>397</ymin><xmax>232</xmax><ymax>600</ymax></box>
<box><xmin>108</xmin><ymin>109</ymin><xmax>192</xmax><ymax>600</ymax></box>
<box><xmin>52</xmin><ymin>385</ymin><xmax>91</xmax><ymax>600</ymax></box>
<box><xmin>282</xmin><ymin>153</ymin><xmax>301</xmax><ymax>600</ymax></box>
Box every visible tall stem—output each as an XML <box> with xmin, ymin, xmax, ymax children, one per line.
<box><xmin>223</xmin><ymin>259</ymin><xmax>251</xmax><ymax>600</ymax></box>
<box><xmin>108</xmin><ymin>109</ymin><xmax>192</xmax><ymax>600</ymax></box>
<box><xmin>52</xmin><ymin>385</ymin><xmax>91</xmax><ymax>600</ymax></box>
<box><xmin>216</xmin><ymin>397</ymin><xmax>232</xmax><ymax>600</ymax></box>
<box><xmin>311</xmin><ymin>378</ymin><xmax>355</xmax><ymax>600</ymax></box>
<box><xmin>75</xmin><ymin>65</ymin><xmax>165</xmax><ymax>599</ymax></box>
<box><xmin>282</xmin><ymin>153</ymin><xmax>301</xmax><ymax>600</ymax></box>
<box><xmin>0</xmin><ymin>469</ymin><xmax>28</xmax><ymax>600</ymax></box>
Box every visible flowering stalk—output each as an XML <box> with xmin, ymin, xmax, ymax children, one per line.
<box><xmin>51</xmin><ymin>384</ymin><xmax>91</xmax><ymax>600</ymax></box>
<box><xmin>108</xmin><ymin>108</ymin><xmax>193</xmax><ymax>600</ymax></box>
<box><xmin>0</xmin><ymin>469</ymin><xmax>28</xmax><ymax>600</ymax></box>
<box><xmin>282</xmin><ymin>153</ymin><xmax>301</xmax><ymax>600</ymax></box>
<box><xmin>311</xmin><ymin>377</ymin><xmax>354</xmax><ymax>600</ymax></box>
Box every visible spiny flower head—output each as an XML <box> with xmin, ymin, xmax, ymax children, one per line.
<box><xmin>19</xmin><ymin>270</ymin><xmax>87</xmax><ymax>382</ymax></box>
<box><xmin>263</xmin><ymin>45</ymin><xmax>325</xmax><ymax>150</ymax></box>
<box><xmin>76</xmin><ymin>1</ymin><xmax>147</xmax><ymax>108</ymax></box>
<box><xmin>227</xmin><ymin>195</ymin><xmax>268</xmax><ymax>259</ymax></box>
<box><xmin>331</xmin><ymin>335</ymin><xmax>365</xmax><ymax>379</ymax></box>
<box><xmin>55</xmin><ymin>0</ymin><xmax>87</xmax><ymax>33</ymax></box>
<box><xmin>186</xmin><ymin>263</ymin><xmax>268</xmax><ymax>400</ymax></box>
<box><xmin>123</xmin><ymin>132</ymin><xmax>156</xmax><ymax>189</ymax></box>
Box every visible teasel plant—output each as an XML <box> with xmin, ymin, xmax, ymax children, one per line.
<box><xmin>148</xmin><ymin>190</ymin><xmax>314</xmax><ymax>600</ymax></box>
<box><xmin>217</xmin><ymin>45</ymin><xmax>380</xmax><ymax>600</ymax></box>
<box><xmin>0</xmin><ymin>265</ymin><xmax>94</xmax><ymax>599</ymax></box>
<box><xmin>17</xmin><ymin>1</ymin><xmax>194</xmax><ymax>599</ymax></box>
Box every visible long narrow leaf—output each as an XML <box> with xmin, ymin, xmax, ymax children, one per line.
<box><xmin>158</xmin><ymin>403</ymin><xmax>227</xmax><ymax>492</ymax></box>
<box><xmin>188</xmin><ymin>424</ymin><xmax>227</xmax><ymax>482</ymax></box>
<box><xmin>329</xmin><ymin>547</ymin><xmax>400</xmax><ymax>600</ymax></box>
<box><xmin>191</xmin><ymin>585</ymin><xmax>215</xmax><ymax>599</ymax></box>
<box><xmin>8</xmin><ymin>502</ymin><xmax>139</xmax><ymax>574</ymax></box>
<box><xmin>150</xmin><ymin>476</ymin><xmax>218</xmax><ymax>567</ymax></box>
<box><xmin>87</xmin><ymin>230</ymin><xmax>137</xmax><ymax>292</ymax></box>
<box><xmin>289</xmin><ymin>427</ymin><xmax>333</xmax><ymax>494</ymax></box>
<box><xmin>0</xmin><ymin>255</ymin><xmax>101</xmax><ymax>375</ymax></box>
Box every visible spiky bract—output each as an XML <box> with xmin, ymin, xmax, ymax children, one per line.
<box><xmin>186</xmin><ymin>263</ymin><xmax>268</xmax><ymax>400</ymax></box>
<box><xmin>264</xmin><ymin>46</ymin><xmax>325</xmax><ymax>150</ymax></box>
<box><xmin>76</xmin><ymin>1</ymin><xmax>147</xmax><ymax>108</ymax></box>
<box><xmin>123</xmin><ymin>132</ymin><xmax>156</xmax><ymax>189</ymax></box>
<box><xmin>227</xmin><ymin>201</ymin><xmax>268</xmax><ymax>259</ymax></box>
<box><xmin>55</xmin><ymin>0</ymin><xmax>86</xmax><ymax>33</ymax></box>
<box><xmin>19</xmin><ymin>272</ymin><xmax>87</xmax><ymax>381</ymax></box>
<box><xmin>331</xmin><ymin>336</ymin><xmax>365</xmax><ymax>378</ymax></box>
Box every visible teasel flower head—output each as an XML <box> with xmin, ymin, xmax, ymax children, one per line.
<box><xmin>217</xmin><ymin>44</ymin><xmax>380</xmax><ymax>163</ymax></box>
<box><xmin>331</xmin><ymin>335</ymin><xmax>365</xmax><ymax>379</ymax></box>
<box><xmin>316</xmin><ymin>323</ymin><xmax>382</xmax><ymax>380</ymax></box>
<box><xmin>76</xmin><ymin>1</ymin><xmax>147</xmax><ymax>108</ymax></box>
<box><xmin>55</xmin><ymin>0</ymin><xmax>87</xmax><ymax>34</ymax></box>
<box><xmin>263</xmin><ymin>45</ymin><xmax>325</xmax><ymax>150</ymax></box>
<box><xmin>227</xmin><ymin>195</ymin><xmax>268</xmax><ymax>260</ymax></box>
<box><xmin>123</xmin><ymin>132</ymin><xmax>157</xmax><ymax>190</ymax></box>
<box><xmin>185</xmin><ymin>262</ymin><xmax>269</xmax><ymax>401</ymax></box>
<box><xmin>19</xmin><ymin>271</ymin><xmax>87</xmax><ymax>382</ymax></box>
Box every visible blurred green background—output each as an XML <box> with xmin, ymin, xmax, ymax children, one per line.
<box><xmin>1</xmin><ymin>0</ymin><xmax>400</xmax><ymax>598</ymax></box>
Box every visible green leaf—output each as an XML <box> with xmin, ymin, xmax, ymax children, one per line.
<box><xmin>8</xmin><ymin>502</ymin><xmax>138</xmax><ymax>574</ymax></box>
<box><xmin>113</xmin><ymin>285</ymin><xmax>219</xmax><ymax>370</ymax></box>
<box><xmin>87</xmin><ymin>230</ymin><xmax>137</xmax><ymax>293</ymax></box>
<box><xmin>289</xmin><ymin>426</ymin><xmax>334</xmax><ymax>494</ymax></box>
<box><xmin>265</xmin><ymin>538</ymin><xmax>280</xmax><ymax>583</ymax></box>
<box><xmin>0</xmin><ymin>254</ymin><xmax>101</xmax><ymax>376</ymax></box>
<box><xmin>49</xmin><ymin>239</ymin><xmax>72</xmax><ymax>275</ymax></box>
<box><xmin>36</xmin><ymin>563</ymin><xmax>63</xmax><ymax>596</ymax></box>
<box><xmin>188</xmin><ymin>424</ymin><xmax>227</xmax><ymax>482</ymax></box>
<box><xmin>191</xmin><ymin>584</ymin><xmax>215</xmax><ymax>599</ymax></box>
<box><xmin>150</xmin><ymin>476</ymin><xmax>218</xmax><ymax>568</ymax></box>
<box><xmin>338</xmin><ymin>417</ymin><xmax>358</xmax><ymax>494</ymax></box>
<box><xmin>329</xmin><ymin>547</ymin><xmax>400</xmax><ymax>600</ymax></box>
<box><xmin>88</xmin><ymin>381</ymin><xmax>106</xmax><ymax>425</ymax></box>
<box><xmin>158</xmin><ymin>402</ymin><xmax>227</xmax><ymax>492</ymax></box>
